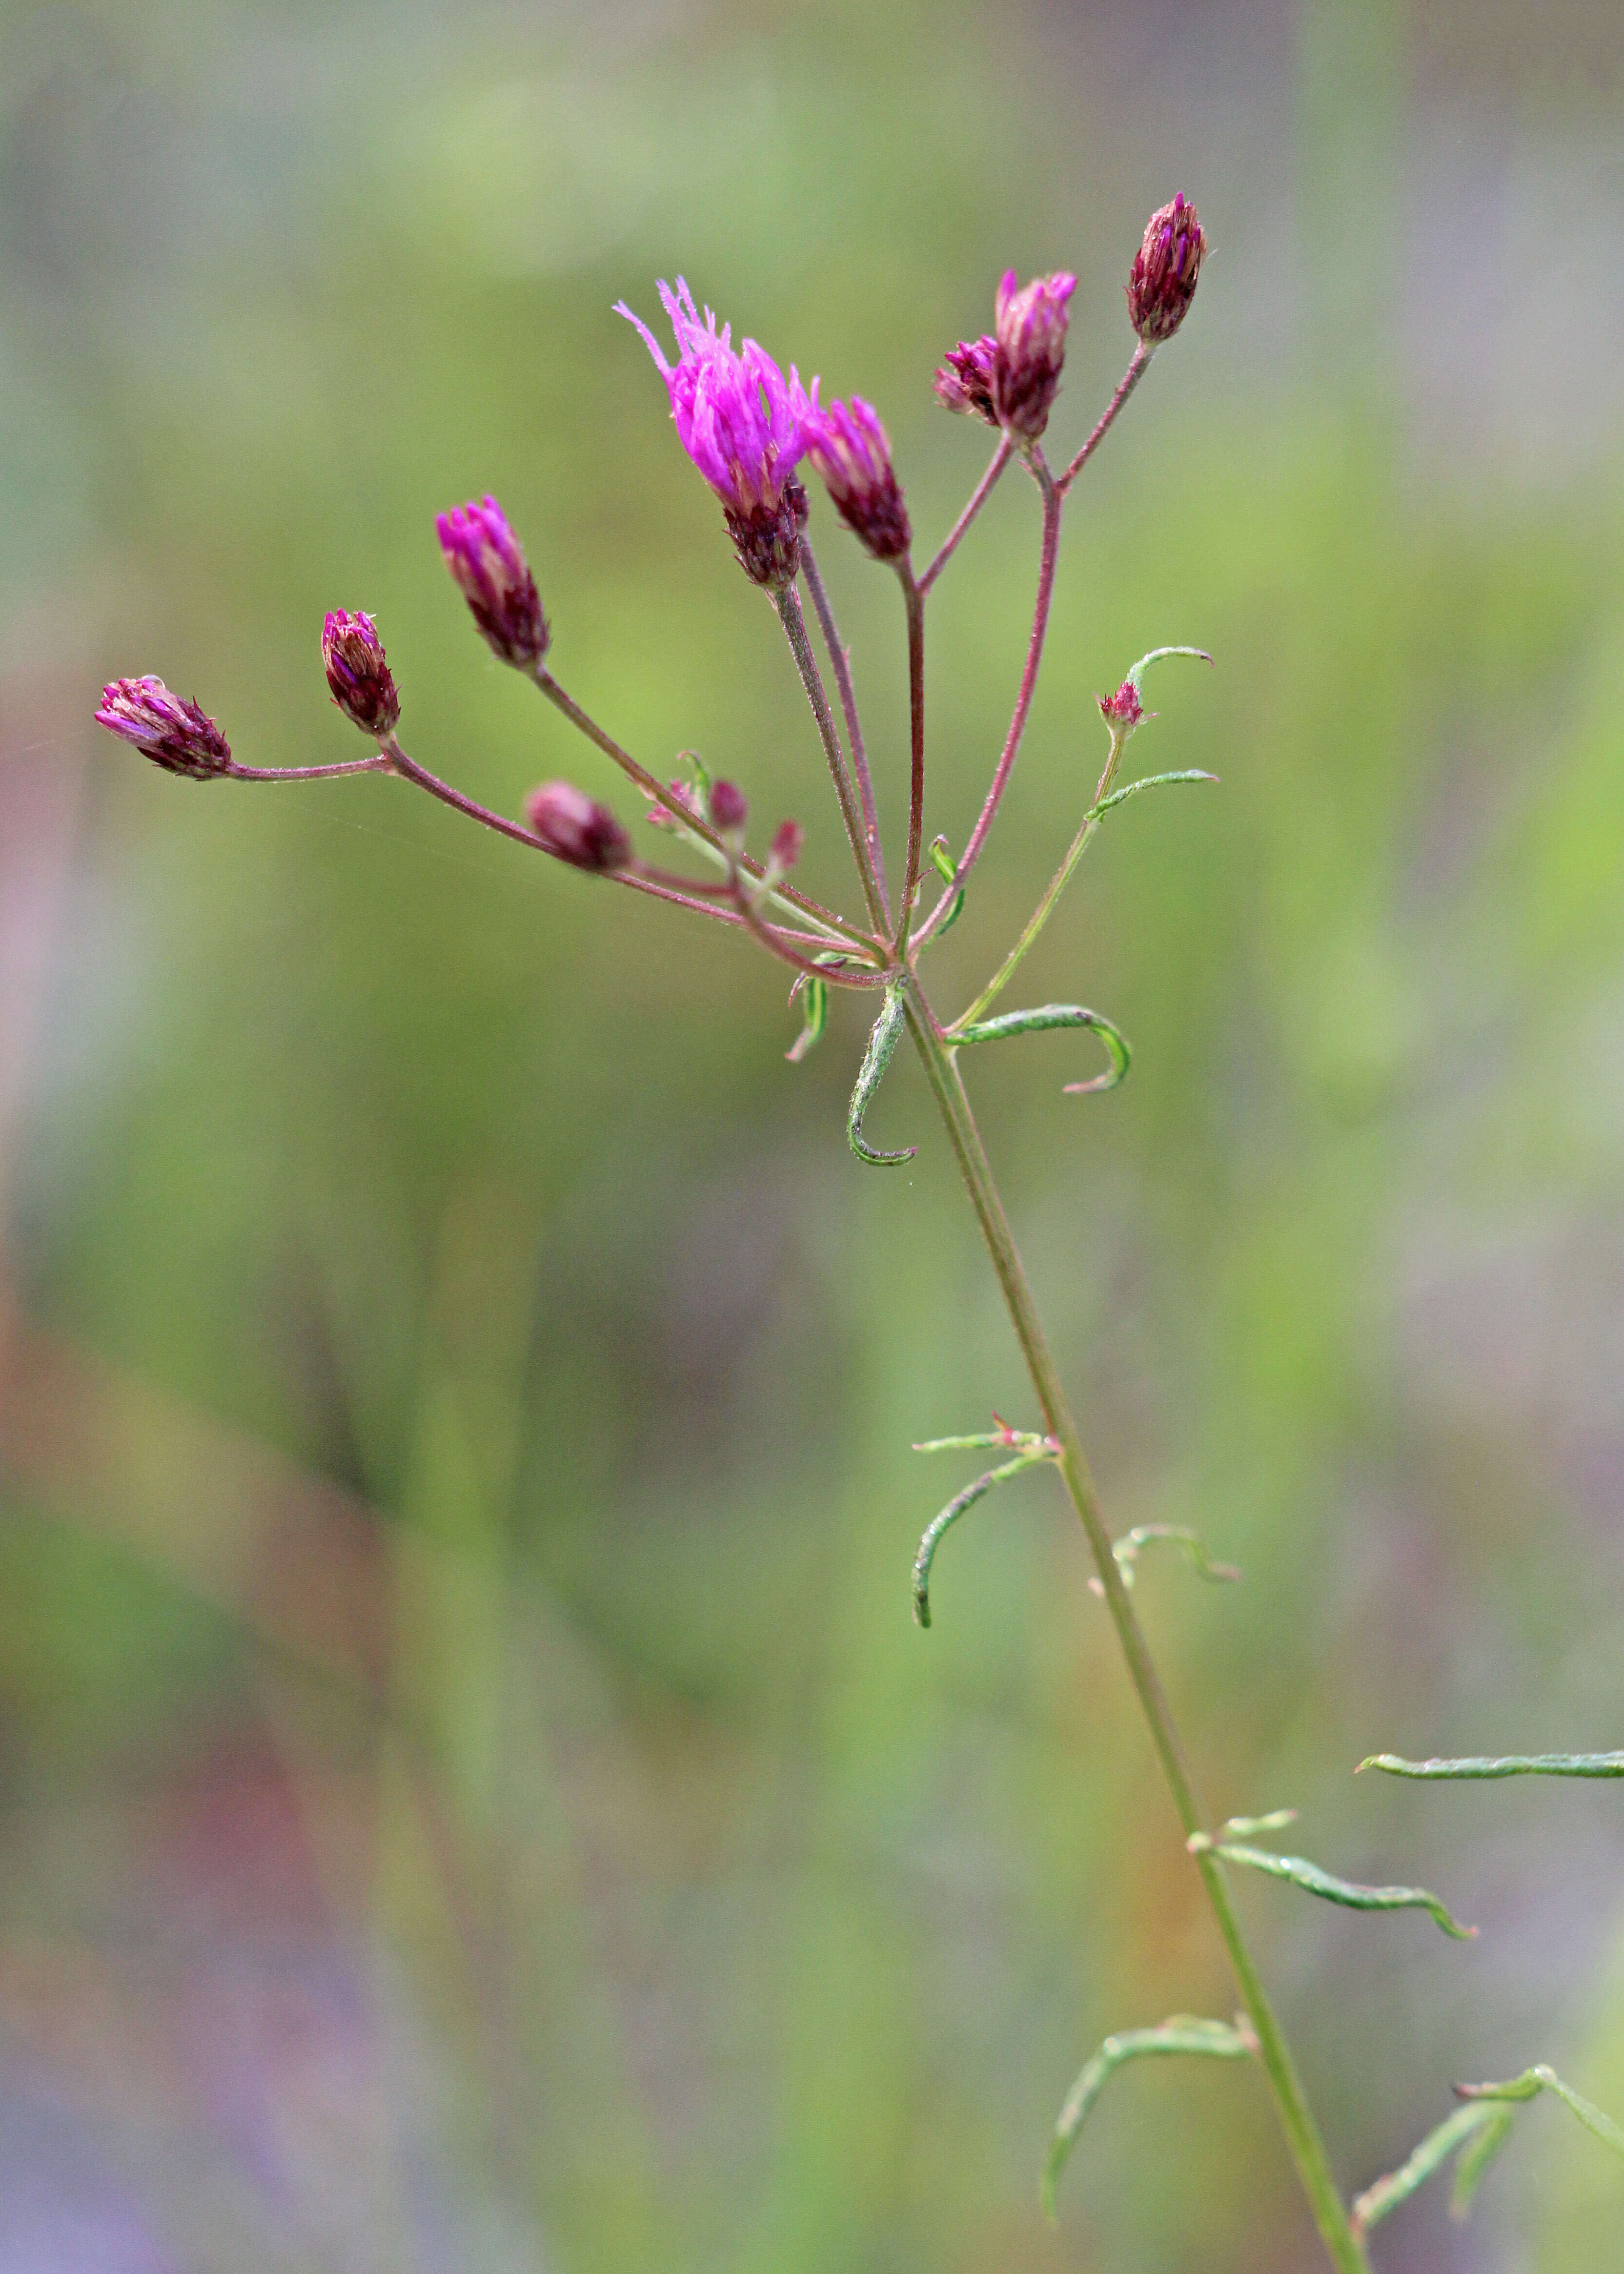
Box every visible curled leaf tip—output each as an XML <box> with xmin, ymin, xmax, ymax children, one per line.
<box><xmin>1209</xmin><ymin>1839</ymin><xmax>1476</xmax><ymax>1939</ymax></box>
<box><xmin>1043</xmin><ymin>2015</ymin><xmax>1255</xmax><ymax>2217</ymax></box>
<box><xmin>953</xmin><ymin>1003</ymin><xmax>1131</xmax><ymax>1095</ymax></box>
<box><xmin>912</xmin><ymin>1447</ymin><xmax>1056</xmax><ymax>1628</ymax></box>
<box><xmin>848</xmin><ymin>986</ymin><xmax>916</xmax><ymax>1164</ymax></box>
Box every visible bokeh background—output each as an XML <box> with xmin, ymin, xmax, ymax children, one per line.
<box><xmin>3</xmin><ymin>1</ymin><xmax>1624</xmax><ymax>2268</ymax></box>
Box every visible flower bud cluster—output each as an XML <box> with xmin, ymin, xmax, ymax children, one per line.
<box><xmin>935</xmin><ymin>270</ymin><xmax>1076</xmax><ymax>444</ymax></box>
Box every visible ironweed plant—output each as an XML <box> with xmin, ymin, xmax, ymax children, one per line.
<box><xmin>97</xmin><ymin>195</ymin><xmax>1624</xmax><ymax>2267</ymax></box>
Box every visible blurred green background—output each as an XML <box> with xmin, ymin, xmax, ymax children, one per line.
<box><xmin>3</xmin><ymin>2</ymin><xmax>1624</xmax><ymax>2268</ymax></box>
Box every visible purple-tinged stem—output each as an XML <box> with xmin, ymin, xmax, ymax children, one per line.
<box><xmin>1057</xmin><ymin>344</ymin><xmax>1153</xmax><ymax>494</ymax></box>
<box><xmin>914</xmin><ymin>448</ymin><xmax>1063</xmax><ymax>948</ymax></box>
<box><xmin>382</xmin><ymin>738</ymin><xmax>547</xmax><ymax>852</ymax></box>
<box><xmin>534</xmin><ymin>667</ymin><xmax>877</xmax><ymax>955</ymax></box>
<box><xmin>895</xmin><ymin>563</ymin><xmax>926</xmax><ymax>954</ymax></box>
<box><xmin>229</xmin><ymin>755</ymin><xmax>392</xmax><ymax>780</ymax></box>
<box><xmin>798</xmin><ymin>541</ymin><xmax>889</xmax><ymax>923</ymax></box>
<box><xmin>773</xmin><ymin>586</ymin><xmax>891</xmax><ymax>938</ymax></box>
<box><xmin>918</xmin><ymin>438</ymin><xmax>1013</xmax><ymax>594</ymax></box>
<box><xmin>729</xmin><ymin>881</ymin><xmax>886</xmax><ymax>988</ymax></box>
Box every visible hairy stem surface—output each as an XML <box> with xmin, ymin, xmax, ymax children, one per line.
<box><xmin>901</xmin><ymin>978</ymin><xmax>1371</xmax><ymax>2274</ymax></box>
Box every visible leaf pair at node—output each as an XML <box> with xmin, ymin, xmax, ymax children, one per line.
<box><xmin>1351</xmin><ymin>2066</ymin><xmax>1624</xmax><ymax>2237</ymax></box>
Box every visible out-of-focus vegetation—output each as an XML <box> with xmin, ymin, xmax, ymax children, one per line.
<box><xmin>3</xmin><ymin>3</ymin><xmax>1624</xmax><ymax>2269</ymax></box>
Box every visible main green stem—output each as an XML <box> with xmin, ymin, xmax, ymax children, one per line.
<box><xmin>901</xmin><ymin>979</ymin><xmax>1371</xmax><ymax>2274</ymax></box>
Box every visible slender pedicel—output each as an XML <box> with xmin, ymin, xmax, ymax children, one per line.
<box><xmin>534</xmin><ymin>668</ymin><xmax>880</xmax><ymax>953</ymax></box>
<box><xmin>774</xmin><ymin>585</ymin><xmax>891</xmax><ymax>936</ymax></box>
<box><xmin>895</xmin><ymin>564</ymin><xmax>926</xmax><ymax>953</ymax></box>
<box><xmin>798</xmin><ymin>540</ymin><xmax>890</xmax><ymax>920</ymax></box>
<box><xmin>918</xmin><ymin>437</ymin><xmax>1013</xmax><ymax>593</ymax></box>
<box><xmin>914</xmin><ymin>448</ymin><xmax>1063</xmax><ymax>945</ymax></box>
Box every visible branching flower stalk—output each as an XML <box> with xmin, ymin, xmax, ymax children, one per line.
<box><xmin>101</xmin><ymin>190</ymin><xmax>1622</xmax><ymax>2265</ymax></box>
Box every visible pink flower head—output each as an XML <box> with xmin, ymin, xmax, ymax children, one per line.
<box><xmin>436</xmin><ymin>496</ymin><xmax>550</xmax><ymax>670</ymax></box>
<box><xmin>616</xmin><ymin>278</ymin><xmax>810</xmax><ymax>587</ymax></box>
<box><xmin>934</xmin><ymin>335</ymin><xmax>998</xmax><ymax>426</ymax></box>
<box><xmin>526</xmin><ymin>780</ymin><xmax>632</xmax><ymax>872</ymax></box>
<box><xmin>1097</xmin><ymin>679</ymin><xmax>1146</xmax><ymax>731</ymax></box>
<box><xmin>322</xmin><ymin>611</ymin><xmax>400</xmax><ymax>737</ymax></box>
<box><xmin>992</xmin><ymin>269</ymin><xmax>1076</xmax><ymax>441</ymax></box>
<box><xmin>1128</xmin><ymin>195</ymin><xmax>1206</xmax><ymax>344</ymax></box>
<box><xmin>803</xmin><ymin>389</ymin><xmax>911</xmax><ymax>563</ymax></box>
<box><xmin>95</xmin><ymin>675</ymin><xmax>233</xmax><ymax>778</ymax></box>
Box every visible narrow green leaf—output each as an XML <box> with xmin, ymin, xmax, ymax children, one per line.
<box><xmin>1449</xmin><ymin>2105</ymin><xmax>1516</xmax><ymax>2219</ymax></box>
<box><xmin>785</xmin><ymin>975</ymin><xmax>827</xmax><ymax>1064</ymax></box>
<box><xmin>952</xmin><ymin>1003</ymin><xmax>1131</xmax><ymax>1095</ymax></box>
<box><xmin>913</xmin><ymin>1451</ymin><xmax>1053</xmax><ymax>1628</ymax></box>
<box><xmin>1351</xmin><ymin>2104</ymin><xmax>1498</xmax><ymax>2234</ymax></box>
<box><xmin>927</xmin><ymin>835</ymin><xmax>966</xmax><ymax>934</ymax></box>
<box><xmin>1220</xmin><ymin>1808</ymin><xmax>1298</xmax><ymax>1840</ymax></box>
<box><xmin>1091</xmin><ymin>768</ymin><xmax>1220</xmax><ymax>820</ymax></box>
<box><xmin>1360</xmin><ymin>1752</ymin><xmax>1624</xmax><ymax>1780</ymax></box>
<box><xmin>1089</xmin><ymin>1523</ymin><xmax>1242</xmax><ymax>1595</ymax></box>
<box><xmin>913</xmin><ymin>1425</ymin><xmax>1054</xmax><ymax>1456</ymax></box>
<box><xmin>1043</xmin><ymin>2016</ymin><xmax>1254</xmax><ymax>2217</ymax></box>
<box><xmin>1124</xmin><ymin>644</ymin><xmax>1213</xmax><ymax>696</ymax></box>
<box><xmin>1457</xmin><ymin>2066</ymin><xmax>1624</xmax><ymax>2155</ymax></box>
<box><xmin>848</xmin><ymin>986</ymin><xmax>916</xmax><ymax>1166</ymax></box>
<box><xmin>1198</xmin><ymin>1841</ymin><xmax>1476</xmax><ymax>1939</ymax></box>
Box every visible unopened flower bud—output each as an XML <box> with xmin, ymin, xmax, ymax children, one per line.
<box><xmin>709</xmin><ymin>778</ymin><xmax>748</xmax><ymax>835</ymax></box>
<box><xmin>322</xmin><ymin>611</ymin><xmax>400</xmax><ymax>737</ymax></box>
<box><xmin>436</xmin><ymin>495</ymin><xmax>550</xmax><ymax>670</ymax></box>
<box><xmin>1127</xmin><ymin>195</ymin><xmax>1206</xmax><ymax>345</ymax></box>
<box><xmin>992</xmin><ymin>269</ymin><xmax>1076</xmax><ymax>442</ymax></box>
<box><xmin>94</xmin><ymin>676</ymin><xmax>233</xmax><ymax>778</ymax></box>
<box><xmin>1098</xmin><ymin>680</ymin><xmax>1145</xmax><ymax>732</ymax></box>
<box><xmin>646</xmin><ymin>777</ymin><xmax>699</xmax><ymax>829</ymax></box>
<box><xmin>934</xmin><ymin>335</ymin><xmax>998</xmax><ymax>426</ymax></box>
<box><xmin>803</xmin><ymin>393</ymin><xmax>911</xmax><ymax>562</ymax></box>
<box><xmin>770</xmin><ymin>817</ymin><xmax>803</xmax><ymax>871</ymax></box>
<box><xmin>525</xmin><ymin>780</ymin><xmax>632</xmax><ymax>871</ymax></box>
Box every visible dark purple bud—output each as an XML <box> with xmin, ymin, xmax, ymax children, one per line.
<box><xmin>525</xmin><ymin>780</ymin><xmax>632</xmax><ymax>871</ymax></box>
<box><xmin>436</xmin><ymin>495</ymin><xmax>550</xmax><ymax>670</ymax></box>
<box><xmin>322</xmin><ymin>611</ymin><xmax>400</xmax><ymax>737</ymax></box>
<box><xmin>709</xmin><ymin>778</ymin><xmax>748</xmax><ymax>834</ymax></box>
<box><xmin>770</xmin><ymin>817</ymin><xmax>803</xmax><ymax>870</ymax></box>
<box><xmin>1127</xmin><ymin>194</ymin><xmax>1206</xmax><ymax>345</ymax></box>
<box><xmin>934</xmin><ymin>335</ymin><xmax>998</xmax><ymax>426</ymax></box>
<box><xmin>724</xmin><ymin>479</ymin><xmax>808</xmax><ymax>591</ymax></box>
<box><xmin>992</xmin><ymin>270</ymin><xmax>1076</xmax><ymax>442</ymax></box>
<box><xmin>94</xmin><ymin>676</ymin><xmax>233</xmax><ymax>778</ymax></box>
<box><xmin>1097</xmin><ymin>680</ymin><xmax>1145</xmax><ymax>731</ymax></box>
<box><xmin>803</xmin><ymin>392</ymin><xmax>911</xmax><ymax>562</ymax></box>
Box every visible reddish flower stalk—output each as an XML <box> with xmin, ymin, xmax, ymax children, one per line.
<box><xmin>918</xmin><ymin>437</ymin><xmax>1013</xmax><ymax>594</ymax></box>
<box><xmin>914</xmin><ymin>449</ymin><xmax>1064</xmax><ymax>946</ymax></box>
<box><xmin>896</xmin><ymin>564</ymin><xmax>926</xmax><ymax>953</ymax></box>
<box><xmin>1058</xmin><ymin>345</ymin><xmax>1154</xmax><ymax>493</ymax></box>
